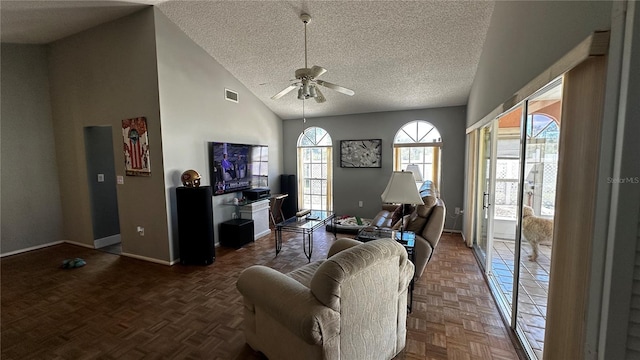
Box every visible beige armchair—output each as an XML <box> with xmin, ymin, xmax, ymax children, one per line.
<box><xmin>236</xmin><ymin>238</ymin><xmax>414</xmax><ymax>360</ymax></box>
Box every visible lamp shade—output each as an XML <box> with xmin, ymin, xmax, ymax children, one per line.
<box><xmin>381</xmin><ymin>171</ymin><xmax>425</xmax><ymax>205</ymax></box>
<box><xmin>405</xmin><ymin>164</ymin><xmax>423</xmax><ymax>182</ymax></box>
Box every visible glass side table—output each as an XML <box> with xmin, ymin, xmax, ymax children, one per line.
<box><xmin>356</xmin><ymin>228</ymin><xmax>414</xmax><ymax>245</ymax></box>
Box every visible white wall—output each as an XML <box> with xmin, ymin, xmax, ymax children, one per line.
<box><xmin>153</xmin><ymin>9</ymin><xmax>283</xmax><ymax>256</ymax></box>
<box><xmin>282</xmin><ymin>106</ymin><xmax>466</xmax><ymax>230</ymax></box>
<box><xmin>0</xmin><ymin>44</ymin><xmax>64</xmax><ymax>255</ymax></box>
<box><xmin>467</xmin><ymin>1</ymin><xmax>612</xmax><ymax>127</ymax></box>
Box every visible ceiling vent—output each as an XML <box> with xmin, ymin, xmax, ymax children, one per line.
<box><xmin>225</xmin><ymin>88</ymin><xmax>238</xmax><ymax>103</ymax></box>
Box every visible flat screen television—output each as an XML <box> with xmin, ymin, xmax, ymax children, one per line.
<box><xmin>209</xmin><ymin>142</ymin><xmax>268</xmax><ymax>196</ymax></box>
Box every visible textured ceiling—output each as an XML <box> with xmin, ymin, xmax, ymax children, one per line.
<box><xmin>1</xmin><ymin>0</ymin><xmax>495</xmax><ymax>120</ymax></box>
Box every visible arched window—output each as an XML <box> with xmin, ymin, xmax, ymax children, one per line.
<box><xmin>297</xmin><ymin>127</ymin><xmax>333</xmax><ymax>211</ymax></box>
<box><xmin>393</xmin><ymin>121</ymin><xmax>442</xmax><ymax>189</ymax></box>
<box><xmin>524</xmin><ymin>113</ymin><xmax>560</xmax><ymax>214</ymax></box>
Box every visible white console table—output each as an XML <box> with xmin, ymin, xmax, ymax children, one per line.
<box><xmin>239</xmin><ymin>199</ymin><xmax>270</xmax><ymax>240</ymax></box>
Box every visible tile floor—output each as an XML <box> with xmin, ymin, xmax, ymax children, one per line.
<box><xmin>490</xmin><ymin>239</ymin><xmax>551</xmax><ymax>360</ymax></box>
<box><xmin>97</xmin><ymin>242</ymin><xmax>122</xmax><ymax>255</ymax></box>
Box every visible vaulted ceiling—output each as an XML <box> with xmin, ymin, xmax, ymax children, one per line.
<box><xmin>1</xmin><ymin>0</ymin><xmax>495</xmax><ymax>120</ymax></box>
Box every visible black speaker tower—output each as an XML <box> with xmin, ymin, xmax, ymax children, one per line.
<box><xmin>176</xmin><ymin>186</ymin><xmax>215</xmax><ymax>265</ymax></box>
<box><xmin>280</xmin><ymin>174</ymin><xmax>298</xmax><ymax>220</ymax></box>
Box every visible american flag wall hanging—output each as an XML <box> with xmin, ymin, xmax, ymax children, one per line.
<box><xmin>122</xmin><ymin>117</ymin><xmax>151</xmax><ymax>176</ymax></box>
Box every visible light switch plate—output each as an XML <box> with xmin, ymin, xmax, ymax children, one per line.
<box><xmin>117</xmin><ymin>176</ymin><xmax>124</xmax><ymax>184</ymax></box>
<box><xmin>97</xmin><ymin>174</ymin><xmax>104</xmax><ymax>182</ymax></box>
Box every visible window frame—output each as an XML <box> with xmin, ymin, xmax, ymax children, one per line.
<box><xmin>393</xmin><ymin>121</ymin><xmax>442</xmax><ymax>190</ymax></box>
<box><xmin>297</xmin><ymin>127</ymin><xmax>333</xmax><ymax>211</ymax></box>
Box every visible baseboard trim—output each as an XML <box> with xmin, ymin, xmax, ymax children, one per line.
<box><xmin>255</xmin><ymin>229</ymin><xmax>271</xmax><ymax>240</ymax></box>
<box><xmin>94</xmin><ymin>234</ymin><xmax>121</xmax><ymax>248</ymax></box>
<box><xmin>121</xmin><ymin>252</ymin><xmax>172</xmax><ymax>266</ymax></box>
<box><xmin>444</xmin><ymin>228</ymin><xmax>462</xmax><ymax>234</ymax></box>
<box><xmin>64</xmin><ymin>240</ymin><xmax>95</xmax><ymax>249</ymax></box>
<box><xmin>2</xmin><ymin>240</ymin><xmax>173</xmax><ymax>266</ymax></box>
<box><xmin>1</xmin><ymin>241</ymin><xmax>64</xmax><ymax>257</ymax></box>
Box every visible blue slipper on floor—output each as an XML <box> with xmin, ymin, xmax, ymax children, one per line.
<box><xmin>61</xmin><ymin>258</ymin><xmax>86</xmax><ymax>269</ymax></box>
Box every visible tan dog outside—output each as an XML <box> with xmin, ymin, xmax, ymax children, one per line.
<box><xmin>521</xmin><ymin>205</ymin><xmax>554</xmax><ymax>261</ymax></box>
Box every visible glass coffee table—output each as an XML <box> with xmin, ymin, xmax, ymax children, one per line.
<box><xmin>275</xmin><ymin>210</ymin><xmax>336</xmax><ymax>262</ymax></box>
<box><xmin>355</xmin><ymin>227</ymin><xmax>416</xmax><ymax>312</ymax></box>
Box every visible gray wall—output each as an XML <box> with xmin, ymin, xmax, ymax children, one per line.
<box><xmin>467</xmin><ymin>0</ymin><xmax>612</xmax><ymax>126</ymax></box>
<box><xmin>48</xmin><ymin>9</ymin><xmax>171</xmax><ymax>261</ymax></box>
<box><xmin>153</xmin><ymin>9</ymin><xmax>283</xmax><ymax>254</ymax></box>
<box><xmin>3</xmin><ymin>8</ymin><xmax>284</xmax><ymax>261</ymax></box>
<box><xmin>283</xmin><ymin>106</ymin><xmax>466</xmax><ymax>230</ymax></box>
<box><xmin>0</xmin><ymin>44</ymin><xmax>64</xmax><ymax>254</ymax></box>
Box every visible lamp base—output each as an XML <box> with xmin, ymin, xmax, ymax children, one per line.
<box><xmin>400</xmin><ymin>205</ymin><xmax>406</xmax><ymax>243</ymax></box>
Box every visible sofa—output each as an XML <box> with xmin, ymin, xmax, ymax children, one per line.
<box><xmin>368</xmin><ymin>180</ymin><xmax>446</xmax><ymax>279</ymax></box>
<box><xmin>236</xmin><ymin>238</ymin><xmax>414</xmax><ymax>360</ymax></box>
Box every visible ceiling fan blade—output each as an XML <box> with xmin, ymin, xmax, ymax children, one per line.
<box><xmin>309</xmin><ymin>65</ymin><xmax>327</xmax><ymax>79</ymax></box>
<box><xmin>271</xmin><ymin>84</ymin><xmax>298</xmax><ymax>100</ymax></box>
<box><xmin>316</xmin><ymin>80</ymin><xmax>355</xmax><ymax>96</ymax></box>
<box><xmin>314</xmin><ymin>87</ymin><xmax>326</xmax><ymax>103</ymax></box>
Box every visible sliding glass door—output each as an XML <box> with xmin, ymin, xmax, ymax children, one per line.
<box><xmin>486</xmin><ymin>106</ymin><xmax>523</xmax><ymax>320</ymax></box>
<box><xmin>474</xmin><ymin>122</ymin><xmax>496</xmax><ymax>269</ymax></box>
<box><xmin>473</xmin><ymin>79</ymin><xmax>563</xmax><ymax>360</ymax></box>
<box><xmin>514</xmin><ymin>82</ymin><xmax>562</xmax><ymax>359</ymax></box>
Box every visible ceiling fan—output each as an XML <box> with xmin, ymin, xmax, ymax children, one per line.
<box><xmin>271</xmin><ymin>13</ymin><xmax>355</xmax><ymax>103</ymax></box>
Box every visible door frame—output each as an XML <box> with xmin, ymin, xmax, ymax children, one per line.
<box><xmin>474</xmin><ymin>121</ymin><xmax>497</xmax><ymax>271</ymax></box>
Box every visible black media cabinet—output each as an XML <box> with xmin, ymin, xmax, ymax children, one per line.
<box><xmin>220</xmin><ymin>218</ymin><xmax>254</xmax><ymax>248</ymax></box>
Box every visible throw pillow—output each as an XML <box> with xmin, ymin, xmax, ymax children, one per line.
<box><xmin>405</xmin><ymin>212</ymin><xmax>428</xmax><ymax>233</ymax></box>
<box><xmin>422</xmin><ymin>195</ymin><xmax>437</xmax><ymax>207</ymax></box>
<box><xmin>404</xmin><ymin>197</ymin><xmax>437</xmax><ymax>233</ymax></box>
<box><xmin>390</xmin><ymin>205</ymin><xmax>403</xmax><ymax>226</ymax></box>
<box><xmin>418</xmin><ymin>195</ymin><xmax>438</xmax><ymax>219</ymax></box>
<box><xmin>390</xmin><ymin>204</ymin><xmax>416</xmax><ymax>227</ymax></box>
<box><xmin>391</xmin><ymin>214</ymin><xmax>411</xmax><ymax>230</ymax></box>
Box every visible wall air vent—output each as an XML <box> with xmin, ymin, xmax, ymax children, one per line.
<box><xmin>225</xmin><ymin>88</ymin><xmax>239</xmax><ymax>103</ymax></box>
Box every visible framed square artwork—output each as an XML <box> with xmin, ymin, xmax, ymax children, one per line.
<box><xmin>340</xmin><ymin>139</ymin><xmax>382</xmax><ymax>168</ymax></box>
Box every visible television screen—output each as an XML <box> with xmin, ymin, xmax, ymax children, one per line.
<box><xmin>209</xmin><ymin>142</ymin><xmax>268</xmax><ymax>196</ymax></box>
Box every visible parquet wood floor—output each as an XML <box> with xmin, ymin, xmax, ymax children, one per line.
<box><xmin>1</xmin><ymin>231</ymin><xmax>522</xmax><ymax>359</ymax></box>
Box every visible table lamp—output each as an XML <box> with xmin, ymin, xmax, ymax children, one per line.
<box><xmin>381</xmin><ymin>171</ymin><xmax>425</xmax><ymax>242</ymax></box>
<box><xmin>405</xmin><ymin>164</ymin><xmax>423</xmax><ymax>183</ymax></box>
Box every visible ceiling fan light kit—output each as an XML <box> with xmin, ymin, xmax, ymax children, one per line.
<box><xmin>271</xmin><ymin>13</ymin><xmax>355</xmax><ymax>103</ymax></box>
